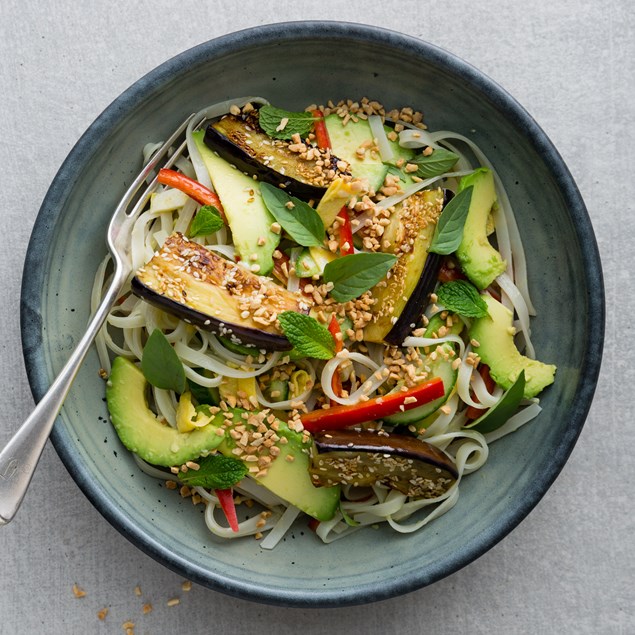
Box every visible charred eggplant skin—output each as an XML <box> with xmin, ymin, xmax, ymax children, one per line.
<box><xmin>132</xmin><ymin>277</ymin><xmax>292</xmax><ymax>351</ymax></box>
<box><xmin>310</xmin><ymin>429</ymin><xmax>458</xmax><ymax>497</ymax></box>
<box><xmin>383</xmin><ymin>190</ymin><xmax>452</xmax><ymax>345</ymax></box>
<box><xmin>204</xmin><ymin>114</ymin><xmax>346</xmax><ymax>200</ymax></box>
<box><xmin>384</xmin><ymin>252</ymin><xmax>443</xmax><ymax>345</ymax></box>
<box><xmin>132</xmin><ymin>233</ymin><xmax>311</xmax><ymax>351</ymax></box>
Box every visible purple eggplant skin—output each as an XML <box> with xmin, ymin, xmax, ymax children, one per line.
<box><xmin>384</xmin><ymin>252</ymin><xmax>443</xmax><ymax>345</ymax></box>
<box><xmin>312</xmin><ymin>429</ymin><xmax>458</xmax><ymax>479</ymax></box>
<box><xmin>383</xmin><ymin>190</ymin><xmax>455</xmax><ymax>346</ymax></box>
<box><xmin>131</xmin><ymin>277</ymin><xmax>293</xmax><ymax>351</ymax></box>
<box><xmin>204</xmin><ymin>123</ymin><xmax>329</xmax><ymax>201</ymax></box>
<box><xmin>310</xmin><ymin>429</ymin><xmax>458</xmax><ymax>497</ymax></box>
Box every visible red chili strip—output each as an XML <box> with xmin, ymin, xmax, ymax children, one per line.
<box><xmin>337</xmin><ymin>207</ymin><xmax>355</xmax><ymax>256</ymax></box>
<box><xmin>157</xmin><ymin>168</ymin><xmax>225</xmax><ymax>216</ymax></box>
<box><xmin>301</xmin><ymin>377</ymin><xmax>445</xmax><ymax>433</ymax></box>
<box><xmin>328</xmin><ymin>315</ymin><xmax>344</xmax><ymax>405</ymax></box>
<box><xmin>215</xmin><ymin>488</ymin><xmax>239</xmax><ymax>532</ymax></box>
<box><xmin>312</xmin><ymin>110</ymin><xmax>331</xmax><ymax>150</ymax></box>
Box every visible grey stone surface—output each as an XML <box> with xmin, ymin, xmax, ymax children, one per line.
<box><xmin>0</xmin><ymin>1</ymin><xmax>631</xmax><ymax>633</ymax></box>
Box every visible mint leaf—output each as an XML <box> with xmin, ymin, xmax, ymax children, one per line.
<box><xmin>466</xmin><ymin>370</ymin><xmax>525</xmax><ymax>434</ymax></box>
<box><xmin>260</xmin><ymin>182</ymin><xmax>325</xmax><ymax>247</ymax></box>
<box><xmin>429</xmin><ymin>186</ymin><xmax>473</xmax><ymax>255</ymax></box>
<box><xmin>323</xmin><ymin>252</ymin><xmax>398</xmax><ymax>303</ymax></box>
<box><xmin>189</xmin><ymin>205</ymin><xmax>224</xmax><ymax>238</ymax></box>
<box><xmin>258</xmin><ymin>105</ymin><xmax>315</xmax><ymax>140</ymax></box>
<box><xmin>141</xmin><ymin>329</ymin><xmax>186</xmax><ymax>393</ymax></box>
<box><xmin>436</xmin><ymin>280</ymin><xmax>488</xmax><ymax>318</ymax></box>
<box><xmin>277</xmin><ymin>311</ymin><xmax>335</xmax><ymax>360</ymax></box>
<box><xmin>179</xmin><ymin>454</ymin><xmax>248</xmax><ymax>490</ymax></box>
<box><xmin>411</xmin><ymin>148</ymin><xmax>459</xmax><ymax>178</ymax></box>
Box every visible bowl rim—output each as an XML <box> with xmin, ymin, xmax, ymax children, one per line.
<box><xmin>20</xmin><ymin>20</ymin><xmax>605</xmax><ymax>607</ymax></box>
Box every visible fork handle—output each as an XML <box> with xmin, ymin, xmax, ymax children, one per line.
<box><xmin>0</xmin><ymin>268</ymin><xmax>127</xmax><ymax>525</ymax></box>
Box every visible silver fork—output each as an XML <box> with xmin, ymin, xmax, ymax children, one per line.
<box><xmin>0</xmin><ymin>113</ymin><xmax>199</xmax><ymax>525</ymax></box>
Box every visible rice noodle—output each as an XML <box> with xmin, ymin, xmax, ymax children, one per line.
<box><xmin>368</xmin><ymin>115</ymin><xmax>394</xmax><ymax>162</ymax></box>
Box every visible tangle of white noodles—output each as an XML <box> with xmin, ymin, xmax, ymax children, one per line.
<box><xmin>496</xmin><ymin>272</ymin><xmax>536</xmax><ymax>359</ymax></box>
<box><xmin>321</xmin><ymin>351</ymin><xmax>389</xmax><ymax>406</ymax></box>
<box><xmin>205</xmin><ymin>498</ymin><xmax>281</xmax><ymax>539</ymax></box>
<box><xmin>174</xmin><ymin>340</ymin><xmax>281</xmax><ymax>379</ymax></box>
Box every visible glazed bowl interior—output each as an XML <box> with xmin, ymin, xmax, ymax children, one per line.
<box><xmin>21</xmin><ymin>22</ymin><xmax>603</xmax><ymax>607</ymax></box>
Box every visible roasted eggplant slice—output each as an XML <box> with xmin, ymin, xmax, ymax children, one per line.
<box><xmin>132</xmin><ymin>233</ymin><xmax>310</xmax><ymax>351</ymax></box>
<box><xmin>204</xmin><ymin>113</ymin><xmax>349</xmax><ymax>200</ymax></box>
<box><xmin>364</xmin><ymin>188</ymin><xmax>445</xmax><ymax>344</ymax></box>
<box><xmin>310</xmin><ymin>429</ymin><xmax>457</xmax><ymax>498</ymax></box>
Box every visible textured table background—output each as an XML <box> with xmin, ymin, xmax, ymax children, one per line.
<box><xmin>0</xmin><ymin>1</ymin><xmax>632</xmax><ymax>633</ymax></box>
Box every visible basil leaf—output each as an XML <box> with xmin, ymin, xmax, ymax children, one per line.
<box><xmin>385</xmin><ymin>164</ymin><xmax>406</xmax><ymax>183</ymax></box>
<box><xmin>260</xmin><ymin>182</ymin><xmax>325</xmax><ymax>247</ymax></box>
<box><xmin>323</xmin><ymin>252</ymin><xmax>398</xmax><ymax>303</ymax></box>
<box><xmin>436</xmin><ymin>280</ymin><xmax>489</xmax><ymax>318</ymax></box>
<box><xmin>188</xmin><ymin>205</ymin><xmax>224</xmax><ymax>238</ymax></box>
<box><xmin>466</xmin><ymin>370</ymin><xmax>525</xmax><ymax>433</ymax></box>
<box><xmin>277</xmin><ymin>311</ymin><xmax>335</xmax><ymax>360</ymax></box>
<box><xmin>258</xmin><ymin>105</ymin><xmax>315</xmax><ymax>140</ymax></box>
<box><xmin>217</xmin><ymin>335</ymin><xmax>258</xmax><ymax>356</ymax></box>
<box><xmin>411</xmin><ymin>148</ymin><xmax>459</xmax><ymax>178</ymax></box>
<box><xmin>429</xmin><ymin>186</ymin><xmax>473</xmax><ymax>255</ymax></box>
<box><xmin>179</xmin><ymin>454</ymin><xmax>248</xmax><ymax>490</ymax></box>
<box><xmin>141</xmin><ymin>329</ymin><xmax>186</xmax><ymax>394</ymax></box>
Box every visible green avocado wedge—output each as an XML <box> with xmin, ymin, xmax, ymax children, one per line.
<box><xmin>465</xmin><ymin>370</ymin><xmax>525</xmax><ymax>433</ymax></box>
<box><xmin>106</xmin><ymin>357</ymin><xmax>225</xmax><ymax>466</ymax></box>
<box><xmin>469</xmin><ymin>295</ymin><xmax>556</xmax><ymax>399</ymax></box>
<box><xmin>455</xmin><ymin>168</ymin><xmax>507</xmax><ymax>289</ymax></box>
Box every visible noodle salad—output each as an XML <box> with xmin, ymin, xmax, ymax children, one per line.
<box><xmin>94</xmin><ymin>97</ymin><xmax>556</xmax><ymax>549</ymax></box>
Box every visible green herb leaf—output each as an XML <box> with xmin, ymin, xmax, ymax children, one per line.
<box><xmin>429</xmin><ymin>186</ymin><xmax>473</xmax><ymax>255</ymax></box>
<box><xmin>218</xmin><ymin>335</ymin><xmax>258</xmax><ymax>356</ymax></box>
<box><xmin>277</xmin><ymin>311</ymin><xmax>335</xmax><ymax>360</ymax></box>
<box><xmin>188</xmin><ymin>205</ymin><xmax>224</xmax><ymax>238</ymax></box>
<box><xmin>258</xmin><ymin>105</ymin><xmax>315</xmax><ymax>140</ymax></box>
<box><xmin>260</xmin><ymin>182</ymin><xmax>325</xmax><ymax>247</ymax></box>
<box><xmin>466</xmin><ymin>370</ymin><xmax>525</xmax><ymax>434</ymax></box>
<box><xmin>141</xmin><ymin>329</ymin><xmax>186</xmax><ymax>393</ymax></box>
<box><xmin>385</xmin><ymin>164</ymin><xmax>406</xmax><ymax>183</ymax></box>
<box><xmin>179</xmin><ymin>454</ymin><xmax>248</xmax><ymax>490</ymax></box>
<box><xmin>436</xmin><ymin>280</ymin><xmax>489</xmax><ymax>318</ymax></box>
<box><xmin>340</xmin><ymin>502</ymin><xmax>360</xmax><ymax>527</ymax></box>
<box><xmin>323</xmin><ymin>252</ymin><xmax>398</xmax><ymax>303</ymax></box>
<box><xmin>411</xmin><ymin>148</ymin><xmax>459</xmax><ymax>178</ymax></box>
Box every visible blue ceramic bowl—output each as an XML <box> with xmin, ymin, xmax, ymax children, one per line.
<box><xmin>21</xmin><ymin>22</ymin><xmax>604</xmax><ymax>607</ymax></box>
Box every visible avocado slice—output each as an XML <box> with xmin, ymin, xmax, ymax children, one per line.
<box><xmin>106</xmin><ymin>357</ymin><xmax>225</xmax><ymax>466</ymax></box>
<box><xmin>455</xmin><ymin>168</ymin><xmax>507</xmax><ymax>289</ymax></box>
<box><xmin>364</xmin><ymin>189</ymin><xmax>444</xmax><ymax>343</ymax></box>
<box><xmin>192</xmin><ymin>130</ymin><xmax>280</xmax><ymax>275</ymax></box>
<box><xmin>218</xmin><ymin>417</ymin><xmax>340</xmax><ymax>522</ymax></box>
<box><xmin>469</xmin><ymin>295</ymin><xmax>556</xmax><ymax>399</ymax></box>
<box><xmin>324</xmin><ymin>115</ymin><xmax>413</xmax><ymax>192</ymax></box>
